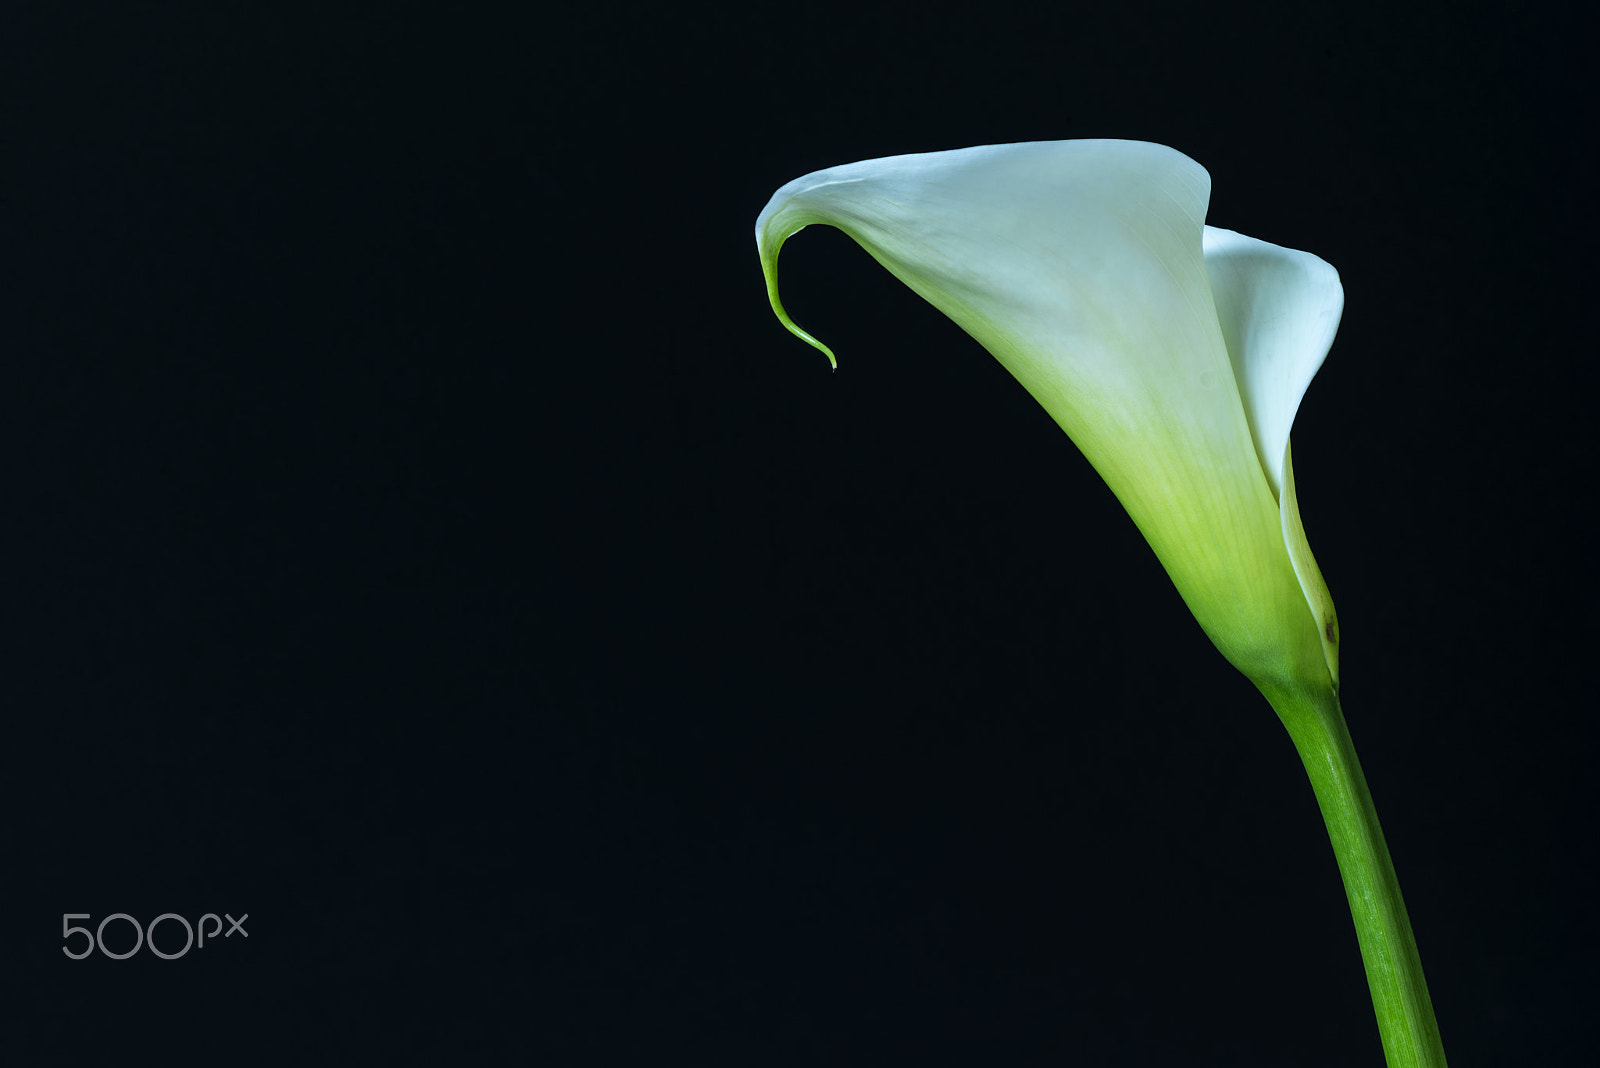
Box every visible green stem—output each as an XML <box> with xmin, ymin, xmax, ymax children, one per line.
<box><xmin>1258</xmin><ymin>681</ymin><xmax>1448</xmax><ymax>1068</ymax></box>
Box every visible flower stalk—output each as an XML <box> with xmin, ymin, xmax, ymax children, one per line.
<box><xmin>1261</xmin><ymin>679</ymin><xmax>1449</xmax><ymax>1067</ymax></box>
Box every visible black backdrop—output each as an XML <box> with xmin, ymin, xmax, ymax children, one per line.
<box><xmin>7</xmin><ymin>2</ymin><xmax>1593</xmax><ymax>1064</ymax></box>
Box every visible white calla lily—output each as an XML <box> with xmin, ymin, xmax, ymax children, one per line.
<box><xmin>756</xmin><ymin>140</ymin><xmax>1342</xmax><ymax>696</ymax></box>
<box><xmin>755</xmin><ymin>142</ymin><xmax>1452</xmax><ymax>1067</ymax></box>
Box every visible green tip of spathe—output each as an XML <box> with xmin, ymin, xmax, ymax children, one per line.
<box><xmin>763</xmin><ymin>269</ymin><xmax>838</xmax><ymax>370</ymax></box>
<box><xmin>758</xmin><ymin>216</ymin><xmax>839</xmax><ymax>370</ymax></box>
<box><xmin>781</xmin><ymin>315</ymin><xmax>838</xmax><ymax>370</ymax></box>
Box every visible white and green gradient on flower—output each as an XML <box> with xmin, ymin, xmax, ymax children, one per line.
<box><xmin>755</xmin><ymin>140</ymin><xmax>1448</xmax><ymax>1068</ymax></box>
<box><xmin>756</xmin><ymin>140</ymin><xmax>1340</xmax><ymax>698</ymax></box>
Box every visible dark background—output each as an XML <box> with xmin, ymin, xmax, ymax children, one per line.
<box><xmin>5</xmin><ymin>2</ymin><xmax>1592</xmax><ymax>1064</ymax></box>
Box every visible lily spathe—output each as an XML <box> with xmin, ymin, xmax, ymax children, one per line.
<box><xmin>756</xmin><ymin>140</ymin><xmax>1342</xmax><ymax>698</ymax></box>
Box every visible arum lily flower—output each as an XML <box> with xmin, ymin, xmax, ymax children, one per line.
<box><xmin>757</xmin><ymin>140</ymin><xmax>1337</xmax><ymax>697</ymax></box>
<box><xmin>755</xmin><ymin>140</ymin><xmax>1448</xmax><ymax>1068</ymax></box>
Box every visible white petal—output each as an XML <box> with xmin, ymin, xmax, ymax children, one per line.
<box><xmin>1203</xmin><ymin>227</ymin><xmax>1344</xmax><ymax>686</ymax></box>
<box><xmin>757</xmin><ymin>142</ymin><xmax>1330</xmax><ymax>686</ymax></box>
<box><xmin>1202</xmin><ymin>226</ymin><xmax>1344</xmax><ymax>500</ymax></box>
